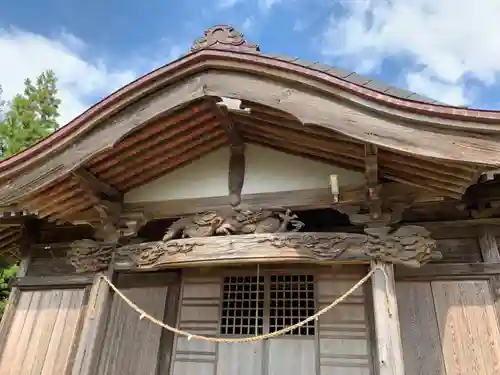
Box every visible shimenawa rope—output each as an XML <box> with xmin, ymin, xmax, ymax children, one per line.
<box><xmin>99</xmin><ymin>265</ymin><xmax>388</xmax><ymax>343</ymax></box>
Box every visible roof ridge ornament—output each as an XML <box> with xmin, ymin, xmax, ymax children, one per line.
<box><xmin>190</xmin><ymin>25</ymin><xmax>260</xmax><ymax>53</ymax></box>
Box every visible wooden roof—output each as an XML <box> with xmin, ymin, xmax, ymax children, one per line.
<box><xmin>1</xmin><ymin>24</ymin><xmax>500</xmax><ymax>256</ymax></box>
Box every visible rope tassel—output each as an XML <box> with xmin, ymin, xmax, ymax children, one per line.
<box><xmin>100</xmin><ymin>266</ymin><xmax>385</xmax><ymax>343</ymax></box>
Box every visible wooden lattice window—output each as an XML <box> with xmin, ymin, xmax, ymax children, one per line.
<box><xmin>220</xmin><ymin>273</ymin><xmax>315</xmax><ymax>336</ymax></box>
<box><xmin>220</xmin><ymin>276</ymin><xmax>265</xmax><ymax>335</ymax></box>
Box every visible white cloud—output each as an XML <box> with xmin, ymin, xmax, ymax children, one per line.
<box><xmin>321</xmin><ymin>0</ymin><xmax>500</xmax><ymax>106</ymax></box>
<box><xmin>242</xmin><ymin>17</ymin><xmax>255</xmax><ymax>32</ymax></box>
<box><xmin>0</xmin><ymin>28</ymin><xmax>137</xmax><ymax>125</ymax></box>
<box><xmin>406</xmin><ymin>71</ymin><xmax>468</xmax><ymax>105</ymax></box>
<box><xmin>258</xmin><ymin>0</ymin><xmax>283</xmax><ymax>11</ymax></box>
<box><xmin>217</xmin><ymin>0</ymin><xmax>243</xmax><ymax>8</ymax></box>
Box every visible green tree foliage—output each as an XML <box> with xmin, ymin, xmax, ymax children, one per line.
<box><xmin>0</xmin><ymin>70</ymin><xmax>61</xmax><ymax>316</ymax></box>
<box><xmin>0</xmin><ymin>70</ymin><xmax>61</xmax><ymax>157</ymax></box>
<box><xmin>0</xmin><ymin>263</ymin><xmax>19</xmax><ymax>315</ymax></box>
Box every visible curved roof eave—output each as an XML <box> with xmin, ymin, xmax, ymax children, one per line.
<box><xmin>1</xmin><ymin>46</ymin><xmax>500</xmax><ymax>184</ymax></box>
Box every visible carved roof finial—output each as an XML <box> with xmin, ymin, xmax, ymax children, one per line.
<box><xmin>190</xmin><ymin>25</ymin><xmax>260</xmax><ymax>53</ymax></box>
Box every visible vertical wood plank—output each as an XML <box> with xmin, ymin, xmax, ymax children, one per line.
<box><xmin>370</xmin><ymin>261</ymin><xmax>405</xmax><ymax>375</ymax></box>
<box><xmin>217</xmin><ymin>342</ymin><xmax>264</xmax><ymax>375</ymax></box>
<box><xmin>23</xmin><ymin>290</ymin><xmax>64</xmax><ymax>375</ymax></box>
<box><xmin>0</xmin><ymin>256</ymin><xmax>31</xmax><ymax>357</ymax></box>
<box><xmin>8</xmin><ymin>290</ymin><xmax>43</xmax><ymax>375</ymax></box>
<box><xmin>156</xmin><ymin>282</ymin><xmax>180</xmax><ymax>375</ymax></box>
<box><xmin>479</xmin><ymin>228</ymin><xmax>500</xmax><ymax>318</ymax></box>
<box><xmin>0</xmin><ymin>288</ymin><xmax>85</xmax><ymax>375</ymax></box>
<box><xmin>268</xmin><ymin>339</ymin><xmax>316</xmax><ymax>375</ymax></box>
<box><xmin>171</xmin><ymin>275</ymin><xmax>220</xmax><ymax>375</ymax></box>
<box><xmin>53</xmin><ymin>290</ymin><xmax>86</xmax><ymax>375</ymax></box>
<box><xmin>92</xmin><ymin>276</ymin><xmax>170</xmax><ymax>375</ymax></box>
<box><xmin>479</xmin><ymin>228</ymin><xmax>500</xmax><ymax>263</ymax></box>
<box><xmin>363</xmin><ymin>282</ymin><xmax>379</xmax><ymax>375</ymax></box>
<box><xmin>111</xmin><ymin>287</ymin><xmax>167</xmax><ymax>375</ymax></box>
<box><xmin>40</xmin><ymin>290</ymin><xmax>75</xmax><ymax>375</ymax></box>
<box><xmin>396</xmin><ymin>282</ymin><xmax>447</xmax><ymax>375</ymax></box>
<box><xmin>0</xmin><ymin>291</ymin><xmax>33</xmax><ymax>374</ymax></box>
<box><xmin>432</xmin><ymin>280</ymin><xmax>500</xmax><ymax>375</ymax></box>
<box><xmin>70</xmin><ymin>272</ymin><xmax>114</xmax><ymax>375</ymax></box>
<box><xmin>317</xmin><ymin>269</ymin><xmax>371</xmax><ymax>375</ymax></box>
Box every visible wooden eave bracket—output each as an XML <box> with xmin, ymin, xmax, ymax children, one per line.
<box><xmin>71</xmin><ymin>168</ymin><xmax>122</xmax><ymax>202</ymax></box>
<box><xmin>71</xmin><ymin>168</ymin><xmax>126</xmax><ymax>242</ymax></box>
<box><xmin>333</xmin><ymin>144</ymin><xmax>424</xmax><ymax>227</ymax></box>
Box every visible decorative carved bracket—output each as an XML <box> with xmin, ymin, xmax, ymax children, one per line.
<box><xmin>334</xmin><ymin>202</ymin><xmax>407</xmax><ymax>226</ymax></box>
<box><xmin>112</xmin><ymin>226</ymin><xmax>440</xmax><ymax>271</ymax></box>
<box><xmin>190</xmin><ymin>25</ymin><xmax>260</xmax><ymax>53</ymax></box>
<box><xmin>71</xmin><ymin>168</ymin><xmax>125</xmax><ymax>242</ymax></box>
<box><xmin>68</xmin><ymin>239</ymin><xmax>116</xmax><ymax>273</ymax></box>
<box><xmin>162</xmin><ymin>208</ymin><xmax>304</xmax><ymax>241</ymax></box>
<box><xmin>68</xmin><ymin>210</ymin><xmax>149</xmax><ymax>272</ymax></box>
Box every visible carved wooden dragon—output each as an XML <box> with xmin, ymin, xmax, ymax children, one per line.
<box><xmin>162</xmin><ymin>209</ymin><xmax>304</xmax><ymax>241</ymax></box>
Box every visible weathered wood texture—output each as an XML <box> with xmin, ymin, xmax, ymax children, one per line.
<box><xmin>370</xmin><ymin>261</ymin><xmax>404</xmax><ymax>375</ymax></box>
<box><xmin>434</xmin><ymin>238</ymin><xmax>481</xmax><ymax>263</ymax></box>
<box><xmin>396</xmin><ymin>282</ymin><xmax>446</xmax><ymax>375</ymax></box>
<box><xmin>1</xmin><ymin>64</ymin><xmax>495</xmax><ymax>212</ymax></box>
<box><xmin>171</xmin><ymin>266</ymin><xmax>373</xmax><ymax>375</ymax></box>
<box><xmin>434</xmin><ymin>280</ymin><xmax>500</xmax><ymax>375</ymax></box>
<box><xmin>114</xmin><ymin>229</ymin><xmax>439</xmax><ymax>271</ymax></box>
<box><xmin>27</xmin><ymin>256</ymin><xmax>76</xmax><ymax>276</ymax></box>
<box><xmin>480</xmin><ymin>229</ymin><xmax>500</xmax><ymax>298</ymax></box>
<box><xmin>395</xmin><ymin>263</ymin><xmax>500</xmax><ymax>280</ymax></box>
<box><xmin>0</xmin><ymin>288</ymin><xmax>87</xmax><ymax>375</ymax></box>
<box><xmin>317</xmin><ymin>270</ymin><xmax>372</xmax><ymax>375</ymax></box>
<box><xmin>94</xmin><ymin>273</ymin><xmax>175</xmax><ymax>375</ymax></box>
<box><xmin>12</xmin><ymin>274</ymin><xmax>94</xmax><ymax>288</ymax></box>
<box><xmin>171</xmin><ymin>273</ymin><xmax>220</xmax><ymax>375</ymax></box>
<box><xmin>397</xmin><ymin>280</ymin><xmax>500</xmax><ymax>375</ymax></box>
<box><xmin>70</xmin><ymin>270</ymin><xmax>115</xmax><ymax>375</ymax></box>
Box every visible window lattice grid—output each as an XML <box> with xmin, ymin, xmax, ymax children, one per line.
<box><xmin>220</xmin><ymin>275</ymin><xmax>264</xmax><ymax>335</ymax></box>
<box><xmin>269</xmin><ymin>274</ymin><xmax>315</xmax><ymax>336</ymax></box>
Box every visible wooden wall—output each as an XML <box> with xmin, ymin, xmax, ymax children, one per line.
<box><xmin>1</xmin><ymin>225</ymin><xmax>499</xmax><ymax>375</ymax></box>
<box><xmin>95</xmin><ymin>272</ymin><xmax>179</xmax><ymax>375</ymax></box>
<box><xmin>169</xmin><ymin>266</ymin><xmax>373</xmax><ymax>375</ymax></box>
<box><xmin>0</xmin><ymin>288</ymin><xmax>88</xmax><ymax>375</ymax></box>
<box><xmin>432</xmin><ymin>229</ymin><xmax>482</xmax><ymax>263</ymax></box>
<box><xmin>397</xmin><ymin>280</ymin><xmax>500</xmax><ymax>375</ymax></box>
<box><xmin>317</xmin><ymin>271</ymin><xmax>372</xmax><ymax>375</ymax></box>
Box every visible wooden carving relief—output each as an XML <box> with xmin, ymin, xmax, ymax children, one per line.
<box><xmin>190</xmin><ymin>25</ymin><xmax>260</xmax><ymax>53</ymax></box>
<box><xmin>111</xmin><ymin>225</ymin><xmax>441</xmax><ymax>271</ymax></box>
<box><xmin>68</xmin><ymin>239</ymin><xmax>116</xmax><ymax>273</ymax></box>
<box><xmin>162</xmin><ymin>208</ymin><xmax>304</xmax><ymax>240</ymax></box>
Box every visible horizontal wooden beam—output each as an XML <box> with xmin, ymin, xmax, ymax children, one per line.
<box><xmin>122</xmin><ymin>183</ymin><xmax>442</xmax><ymax>219</ymax></box>
<box><xmin>117</xmin><ymin>271</ymin><xmax>180</xmax><ymax>288</ymax></box>
<box><xmin>101</xmin><ymin>227</ymin><xmax>439</xmax><ymax>272</ymax></box>
<box><xmin>12</xmin><ymin>274</ymin><xmax>94</xmax><ymax>288</ymax></box>
<box><xmin>395</xmin><ymin>263</ymin><xmax>500</xmax><ymax>280</ymax></box>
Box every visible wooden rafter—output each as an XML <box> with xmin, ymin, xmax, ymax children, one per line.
<box><xmin>72</xmin><ymin>168</ymin><xmax>122</xmax><ymax>202</ymax></box>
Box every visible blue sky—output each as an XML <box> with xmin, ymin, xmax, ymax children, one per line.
<box><xmin>1</xmin><ymin>0</ymin><xmax>499</xmax><ymax>124</ymax></box>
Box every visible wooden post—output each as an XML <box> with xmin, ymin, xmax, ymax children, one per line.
<box><xmin>370</xmin><ymin>260</ymin><xmax>405</xmax><ymax>375</ymax></box>
<box><xmin>70</xmin><ymin>268</ymin><xmax>114</xmax><ymax>375</ymax></box>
